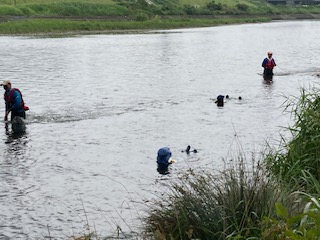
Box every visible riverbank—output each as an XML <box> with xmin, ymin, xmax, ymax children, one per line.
<box><xmin>0</xmin><ymin>13</ymin><xmax>319</xmax><ymax>36</ymax></box>
<box><xmin>0</xmin><ymin>16</ymin><xmax>270</xmax><ymax>36</ymax></box>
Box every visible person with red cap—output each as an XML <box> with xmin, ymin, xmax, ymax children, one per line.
<box><xmin>262</xmin><ymin>51</ymin><xmax>276</xmax><ymax>78</ymax></box>
<box><xmin>1</xmin><ymin>80</ymin><xmax>27</xmax><ymax>121</ymax></box>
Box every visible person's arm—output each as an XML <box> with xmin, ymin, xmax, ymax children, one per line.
<box><xmin>4</xmin><ymin>104</ymin><xmax>9</xmax><ymax>121</ymax></box>
<box><xmin>4</xmin><ymin>100</ymin><xmax>11</xmax><ymax>121</ymax></box>
<box><xmin>262</xmin><ymin>58</ymin><xmax>267</xmax><ymax>68</ymax></box>
<box><xmin>4</xmin><ymin>94</ymin><xmax>9</xmax><ymax>121</ymax></box>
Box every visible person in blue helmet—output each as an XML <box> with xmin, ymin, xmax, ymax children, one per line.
<box><xmin>1</xmin><ymin>80</ymin><xmax>28</xmax><ymax>121</ymax></box>
<box><xmin>157</xmin><ymin>147</ymin><xmax>176</xmax><ymax>174</ymax></box>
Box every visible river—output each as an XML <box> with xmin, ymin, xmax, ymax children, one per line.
<box><xmin>0</xmin><ymin>20</ymin><xmax>319</xmax><ymax>239</ymax></box>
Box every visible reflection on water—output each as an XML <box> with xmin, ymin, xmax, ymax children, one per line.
<box><xmin>4</xmin><ymin>121</ymin><xmax>28</xmax><ymax>158</ymax></box>
<box><xmin>0</xmin><ymin>20</ymin><xmax>319</xmax><ymax>238</ymax></box>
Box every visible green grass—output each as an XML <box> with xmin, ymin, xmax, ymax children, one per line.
<box><xmin>0</xmin><ymin>17</ymin><xmax>270</xmax><ymax>34</ymax></box>
<box><xmin>0</xmin><ymin>0</ymin><xmax>116</xmax><ymax>4</ymax></box>
<box><xmin>26</xmin><ymin>2</ymin><xmax>127</xmax><ymax>16</ymax></box>
<box><xmin>144</xmin><ymin>155</ymin><xmax>296</xmax><ymax>239</ymax></box>
<box><xmin>0</xmin><ymin>2</ymin><xmax>128</xmax><ymax>16</ymax></box>
<box><xmin>177</xmin><ymin>0</ymin><xmax>259</xmax><ymax>8</ymax></box>
<box><xmin>265</xmin><ymin>87</ymin><xmax>320</xmax><ymax>193</ymax></box>
<box><xmin>0</xmin><ymin>0</ymin><xmax>319</xmax><ymax>18</ymax></box>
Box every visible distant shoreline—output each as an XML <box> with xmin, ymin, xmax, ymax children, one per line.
<box><xmin>0</xmin><ymin>14</ymin><xmax>319</xmax><ymax>36</ymax></box>
<box><xmin>2</xmin><ymin>13</ymin><xmax>320</xmax><ymax>21</ymax></box>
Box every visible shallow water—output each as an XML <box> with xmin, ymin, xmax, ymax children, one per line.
<box><xmin>0</xmin><ymin>20</ymin><xmax>319</xmax><ymax>239</ymax></box>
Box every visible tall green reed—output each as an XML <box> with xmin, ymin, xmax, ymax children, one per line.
<box><xmin>144</xmin><ymin>154</ymin><xmax>285</xmax><ymax>239</ymax></box>
<box><xmin>265</xmin><ymin>86</ymin><xmax>320</xmax><ymax>193</ymax></box>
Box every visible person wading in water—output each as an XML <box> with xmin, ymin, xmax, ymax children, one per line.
<box><xmin>1</xmin><ymin>80</ymin><xmax>27</xmax><ymax>121</ymax></box>
<box><xmin>262</xmin><ymin>51</ymin><xmax>276</xmax><ymax>80</ymax></box>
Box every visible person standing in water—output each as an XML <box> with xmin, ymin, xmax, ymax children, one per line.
<box><xmin>1</xmin><ymin>80</ymin><xmax>27</xmax><ymax>121</ymax></box>
<box><xmin>262</xmin><ymin>51</ymin><xmax>276</xmax><ymax>78</ymax></box>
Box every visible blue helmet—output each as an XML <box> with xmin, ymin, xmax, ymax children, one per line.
<box><xmin>157</xmin><ymin>147</ymin><xmax>172</xmax><ymax>165</ymax></box>
<box><xmin>217</xmin><ymin>95</ymin><xmax>224</xmax><ymax>101</ymax></box>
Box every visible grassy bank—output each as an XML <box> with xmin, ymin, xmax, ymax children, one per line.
<box><xmin>0</xmin><ymin>0</ymin><xmax>319</xmax><ymax>35</ymax></box>
<box><xmin>0</xmin><ymin>16</ymin><xmax>270</xmax><ymax>35</ymax></box>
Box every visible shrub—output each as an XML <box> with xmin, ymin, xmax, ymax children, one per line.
<box><xmin>236</xmin><ymin>3</ymin><xmax>249</xmax><ymax>12</ymax></box>
<box><xmin>183</xmin><ymin>4</ymin><xmax>199</xmax><ymax>15</ymax></box>
<box><xmin>206</xmin><ymin>1</ymin><xmax>223</xmax><ymax>11</ymax></box>
<box><xmin>262</xmin><ymin>192</ymin><xmax>320</xmax><ymax>239</ymax></box>
<box><xmin>144</xmin><ymin>155</ymin><xmax>286</xmax><ymax>239</ymax></box>
<box><xmin>25</xmin><ymin>2</ymin><xmax>128</xmax><ymax>16</ymax></box>
<box><xmin>17</xmin><ymin>6</ymin><xmax>35</xmax><ymax>16</ymax></box>
<box><xmin>0</xmin><ymin>5</ymin><xmax>23</xmax><ymax>15</ymax></box>
<box><xmin>134</xmin><ymin>11</ymin><xmax>148</xmax><ymax>21</ymax></box>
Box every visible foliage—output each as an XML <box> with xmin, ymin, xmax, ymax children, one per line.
<box><xmin>0</xmin><ymin>2</ymin><xmax>128</xmax><ymax>16</ymax></box>
<box><xmin>0</xmin><ymin>17</ymin><xmax>270</xmax><ymax>34</ymax></box>
<box><xmin>262</xmin><ymin>193</ymin><xmax>320</xmax><ymax>239</ymax></box>
<box><xmin>134</xmin><ymin>11</ymin><xmax>149</xmax><ymax>21</ymax></box>
<box><xmin>183</xmin><ymin>4</ymin><xmax>199</xmax><ymax>15</ymax></box>
<box><xmin>0</xmin><ymin>0</ymin><xmax>319</xmax><ymax>18</ymax></box>
<box><xmin>265</xmin><ymin>87</ymin><xmax>320</xmax><ymax>193</ymax></box>
<box><xmin>236</xmin><ymin>3</ymin><xmax>249</xmax><ymax>12</ymax></box>
<box><xmin>25</xmin><ymin>2</ymin><xmax>129</xmax><ymax>16</ymax></box>
<box><xmin>0</xmin><ymin>5</ymin><xmax>23</xmax><ymax>15</ymax></box>
<box><xmin>17</xmin><ymin>5</ymin><xmax>35</xmax><ymax>15</ymax></box>
<box><xmin>144</xmin><ymin>155</ymin><xmax>287</xmax><ymax>239</ymax></box>
<box><xmin>206</xmin><ymin>1</ymin><xmax>223</xmax><ymax>11</ymax></box>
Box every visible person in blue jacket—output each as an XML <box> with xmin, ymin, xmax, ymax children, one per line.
<box><xmin>157</xmin><ymin>147</ymin><xmax>176</xmax><ymax>174</ymax></box>
<box><xmin>1</xmin><ymin>80</ymin><xmax>26</xmax><ymax>121</ymax></box>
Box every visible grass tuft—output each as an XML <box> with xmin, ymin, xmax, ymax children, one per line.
<box><xmin>144</xmin><ymin>155</ymin><xmax>287</xmax><ymax>239</ymax></box>
<box><xmin>265</xmin><ymin>86</ymin><xmax>320</xmax><ymax>193</ymax></box>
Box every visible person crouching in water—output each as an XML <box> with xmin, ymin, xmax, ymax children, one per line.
<box><xmin>262</xmin><ymin>51</ymin><xmax>276</xmax><ymax>79</ymax></box>
<box><xmin>215</xmin><ymin>95</ymin><xmax>224</xmax><ymax>107</ymax></box>
<box><xmin>1</xmin><ymin>80</ymin><xmax>26</xmax><ymax>121</ymax></box>
<box><xmin>157</xmin><ymin>147</ymin><xmax>176</xmax><ymax>174</ymax></box>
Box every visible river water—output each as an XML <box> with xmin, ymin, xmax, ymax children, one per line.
<box><xmin>0</xmin><ymin>20</ymin><xmax>319</xmax><ymax>239</ymax></box>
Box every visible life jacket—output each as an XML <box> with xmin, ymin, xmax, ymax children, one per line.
<box><xmin>264</xmin><ymin>58</ymin><xmax>276</xmax><ymax>69</ymax></box>
<box><xmin>4</xmin><ymin>88</ymin><xmax>25</xmax><ymax>111</ymax></box>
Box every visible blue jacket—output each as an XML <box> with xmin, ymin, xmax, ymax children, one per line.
<box><xmin>4</xmin><ymin>88</ymin><xmax>24</xmax><ymax>113</ymax></box>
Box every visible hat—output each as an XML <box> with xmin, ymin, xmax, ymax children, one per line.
<box><xmin>0</xmin><ymin>80</ymin><xmax>11</xmax><ymax>86</ymax></box>
<box><xmin>267</xmin><ymin>51</ymin><xmax>273</xmax><ymax>55</ymax></box>
<box><xmin>217</xmin><ymin>95</ymin><xmax>224</xmax><ymax>100</ymax></box>
<box><xmin>157</xmin><ymin>147</ymin><xmax>172</xmax><ymax>165</ymax></box>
